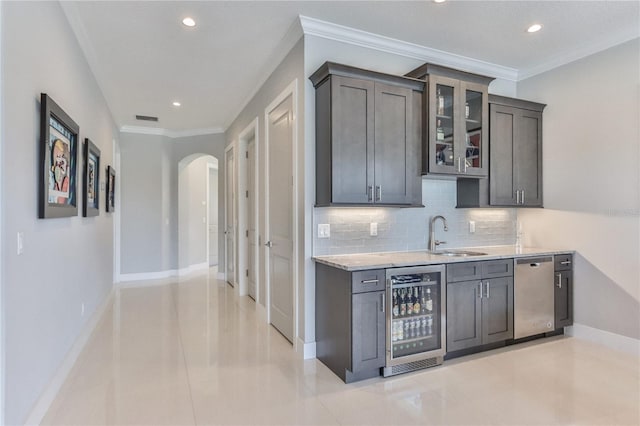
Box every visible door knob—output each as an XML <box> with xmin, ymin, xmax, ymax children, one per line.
<box><xmin>265</xmin><ymin>241</ymin><xmax>273</xmax><ymax>248</ymax></box>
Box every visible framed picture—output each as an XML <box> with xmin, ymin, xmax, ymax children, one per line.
<box><xmin>39</xmin><ymin>93</ymin><xmax>79</xmax><ymax>218</ymax></box>
<box><xmin>106</xmin><ymin>165</ymin><xmax>116</xmax><ymax>212</ymax></box>
<box><xmin>83</xmin><ymin>138</ymin><xmax>100</xmax><ymax>217</ymax></box>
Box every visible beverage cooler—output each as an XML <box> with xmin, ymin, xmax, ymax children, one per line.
<box><xmin>384</xmin><ymin>265</ymin><xmax>446</xmax><ymax>377</ymax></box>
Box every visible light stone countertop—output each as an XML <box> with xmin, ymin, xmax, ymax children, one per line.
<box><xmin>313</xmin><ymin>245</ymin><xmax>575</xmax><ymax>271</ymax></box>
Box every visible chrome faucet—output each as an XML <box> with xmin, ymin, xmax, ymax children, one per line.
<box><xmin>429</xmin><ymin>215</ymin><xmax>448</xmax><ymax>252</ymax></box>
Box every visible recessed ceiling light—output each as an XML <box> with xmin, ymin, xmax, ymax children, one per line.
<box><xmin>527</xmin><ymin>24</ymin><xmax>543</xmax><ymax>33</ymax></box>
<box><xmin>182</xmin><ymin>17</ymin><xmax>196</xmax><ymax>27</ymax></box>
<box><xmin>172</xmin><ymin>101</ymin><xmax>181</xmax><ymax>107</ymax></box>
<box><xmin>433</xmin><ymin>0</ymin><xmax>446</xmax><ymax>3</ymax></box>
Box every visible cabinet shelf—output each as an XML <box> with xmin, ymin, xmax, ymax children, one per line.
<box><xmin>436</xmin><ymin>114</ymin><xmax>453</xmax><ymax>120</ymax></box>
<box><xmin>393</xmin><ymin>334</ymin><xmax>435</xmax><ymax>346</ymax></box>
<box><xmin>392</xmin><ymin>312</ymin><xmax>435</xmax><ymax>321</ymax></box>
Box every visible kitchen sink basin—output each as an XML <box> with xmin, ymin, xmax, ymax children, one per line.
<box><xmin>431</xmin><ymin>250</ymin><xmax>488</xmax><ymax>257</ymax></box>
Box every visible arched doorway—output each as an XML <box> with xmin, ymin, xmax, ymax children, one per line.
<box><xmin>178</xmin><ymin>154</ymin><xmax>219</xmax><ymax>275</ymax></box>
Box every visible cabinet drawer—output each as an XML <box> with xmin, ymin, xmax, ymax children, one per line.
<box><xmin>447</xmin><ymin>262</ymin><xmax>482</xmax><ymax>282</ymax></box>
<box><xmin>352</xmin><ymin>269</ymin><xmax>386</xmax><ymax>293</ymax></box>
<box><xmin>482</xmin><ymin>259</ymin><xmax>513</xmax><ymax>278</ymax></box>
<box><xmin>554</xmin><ymin>254</ymin><xmax>573</xmax><ymax>271</ymax></box>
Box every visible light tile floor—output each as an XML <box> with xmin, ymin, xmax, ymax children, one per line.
<box><xmin>42</xmin><ymin>269</ymin><xmax>640</xmax><ymax>425</ymax></box>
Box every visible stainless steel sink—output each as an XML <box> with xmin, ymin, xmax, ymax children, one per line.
<box><xmin>431</xmin><ymin>250</ymin><xmax>488</xmax><ymax>257</ymax></box>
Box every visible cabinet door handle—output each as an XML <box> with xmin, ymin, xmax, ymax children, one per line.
<box><xmin>560</xmin><ymin>260</ymin><xmax>572</xmax><ymax>266</ymax></box>
<box><xmin>516</xmin><ymin>190</ymin><xmax>521</xmax><ymax>204</ymax></box>
<box><xmin>477</xmin><ymin>282</ymin><xmax>483</xmax><ymax>299</ymax></box>
<box><xmin>367</xmin><ymin>185</ymin><xmax>373</xmax><ymax>202</ymax></box>
<box><xmin>457</xmin><ymin>157</ymin><xmax>462</xmax><ymax>173</ymax></box>
<box><xmin>556</xmin><ymin>273</ymin><xmax>562</xmax><ymax>289</ymax></box>
<box><xmin>376</xmin><ymin>186</ymin><xmax>382</xmax><ymax>202</ymax></box>
<box><xmin>361</xmin><ymin>279</ymin><xmax>379</xmax><ymax>285</ymax></box>
<box><xmin>522</xmin><ymin>189</ymin><xmax>526</xmax><ymax>205</ymax></box>
<box><xmin>485</xmin><ymin>281</ymin><xmax>490</xmax><ymax>298</ymax></box>
<box><xmin>464</xmin><ymin>158</ymin><xmax>468</xmax><ymax>173</ymax></box>
<box><xmin>381</xmin><ymin>293</ymin><xmax>385</xmax><ymax>313</ymax></box>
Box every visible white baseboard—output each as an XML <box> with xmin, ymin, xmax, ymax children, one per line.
<box><xmin>178</xmin><ymin>262</ymin><xmax>209</xmax><ymax>276</ymax></box>
<box><xmin>119</xmin><ymin>263</ymin><xmax>214</xmax><ymax>285</ymax></box>
<box><xmin>566</xmin><ymin>323</ymin><xmax>640</xmax><ymax>356</ymax></box>
<box><xmin>296</xmin><ymin>337</ymin><xmax>317</xmax><ymax>360</ymax></box>
<box><xmin>118</xmin><ymin>269</ymin><xmax>178</xmax><ymax>282</ymax></box>
<box><xmin>24</xmin><ymin>288</ymin><xmax>114</xmax><ymax>425</ymax></box>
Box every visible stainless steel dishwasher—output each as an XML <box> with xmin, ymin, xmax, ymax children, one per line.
<box><xmin>514</xmin><ymin>256</ymin><xmax>555</xmax><ymax>339</ymax></box>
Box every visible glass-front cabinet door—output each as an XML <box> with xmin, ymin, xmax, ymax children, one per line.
<box><xmin>427</xmin><ymin>76</ymin><xmax>488</xmax><ymax>177</ymax></box>
<box><xmin>461</xmin><ymin>81</ymin><xmax>488</xmax><ymax>177</ymax></box>
<box><xmin>429</xmin><ymin>76</ymin><xmax>458</xmax><ymax>174</ymax></box>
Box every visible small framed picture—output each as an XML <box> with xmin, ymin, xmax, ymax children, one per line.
<box><xmin>83</xmin><ymin>138</ymin><xmax>100</xmax><ymax>217</ymax></box>
<box><xmin>39</xmin><ymin>94</ymin><xmax>79</xmax><ymax>218</ymax></box>
<box><xmin>106</xmin><ymin>165</ymin><xmax>116</xmax><ymax>212</ymax></box>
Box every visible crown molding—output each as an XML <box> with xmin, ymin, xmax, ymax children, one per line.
<box><xmin>517</xmin><ymin>34</ymin><xmax>639</xmax><ymax>81</ymax></box>
<box><xmin>299</xmin><ymin>15</ymin><xmax>519</xmax><ymax>82</ymax></box>
<box><xmin>120</xmin><ymin>125</ymin><xmax>224</xmax><ymax>139</ymax></box>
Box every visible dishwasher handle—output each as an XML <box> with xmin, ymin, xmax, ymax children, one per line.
<box><xmin>516</xmin><ymin>256</ymin><xmax>553</xmax><ymax>266</ymax></box>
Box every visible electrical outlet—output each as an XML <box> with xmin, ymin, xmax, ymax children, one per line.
<box><xmin>318</xmin><ymin>224</ymin><xmax>330</xmax><ymax>238</ymax></box>
<box><xmin>370</xmin><ymin>222</ymin><xmax>378</xmax><ymax>236</ymax></box>
<box><xmin>469</xmin><ymin>221</ymin><xmax>476</xmax><ymax>234</ymax></box>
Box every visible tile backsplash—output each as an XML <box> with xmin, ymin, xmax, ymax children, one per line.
<box><xmin>313</xmin><ymin>179</ymin><xmax>517</xmax><ymax>256</ymax></box>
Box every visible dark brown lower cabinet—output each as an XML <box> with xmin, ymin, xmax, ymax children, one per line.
<box><xmin>446</xmin><ymin>260</ymin><xmax>514</xmax><ymax>353</ymax></box>
<box><xmin>554</xmin><ymin>254</ymin><xmax>574</xmax><ymax>329</ymax></box>
<box><xmin>316</xmin><ymin>264</ymin><xmax>386</xmax><ymax>383</ymax></box>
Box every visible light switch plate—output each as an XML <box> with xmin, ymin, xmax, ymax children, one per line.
<box><xmin>469</xmin><ymin>221</ymin><xmax>476</xmax><ymax>234</ymax></box>
<box><xmin>370</xmin><ymin>222</ymin><xmax>378</xmax><ymax>236</ymax></box>
<box><xmin>17</xmin><ymin>232</ymin><xmax>24</xmax><ymax>255</ymax></box>
<box><xmin>318</xmin><ymin>224</ymin><xmax>330</xmax><ymax>238</ymax></box>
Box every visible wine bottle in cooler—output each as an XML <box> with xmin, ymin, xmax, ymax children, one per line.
<box><xmin>392</xmin><ymin>289</ymin><xmax>399</xmax><ymax>318</ymax></box>
<box><xmin>400</xmin><ymin>289</ymin><xmax>406</xmax><ymax>317</ymax></box>
<box><xmin>413</xmin><ymin>287</ymin><xmax>421</xmax><ymax>315</ymax></box>
<box><xmin>425</xmin><ymin>288</ymin><xmax>433</xmax><ymax>313</ymax></box>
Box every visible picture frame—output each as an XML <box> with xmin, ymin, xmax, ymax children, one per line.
<box><xmin>83</xmin><ymin>138</ymin><xmax>101</xmax><ymax>217</ymax></box>
<box><xmin>39</xmin><ymin>93</ymin><xmax>79</xmax><ymax>218</ymax></box>
<box><xmin>106</xmin><ymin>165</ymin><xmax>116</xmax><ymax>212</ymax></box>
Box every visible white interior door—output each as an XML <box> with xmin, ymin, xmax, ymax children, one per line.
<box><xmin>247</xmin><ymin>138</ymin><xmax>257</xmax><ymax>300</ymax></box>
<box><xmin>225</xmin><ymin>148</ymin><xmax>235</xmax><ymax>286</ymax></box>
<box><xmin>208</xmin><ymin>166</ymin><xmax>219</xmax><ymax>266</ymax></box>
<box><xmin>267</xmin><ymin>94</ymin><xmax>294</xmax><ymax>343</ymax></box>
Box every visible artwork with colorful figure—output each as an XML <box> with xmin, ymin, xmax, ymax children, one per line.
<box><xmin>48</xmin><ymin>118</ymin><xmax>74</xmax><ymax>204</ymax></box>
<box><xmin>87</xmin><ymin>153</ymin><xmax>97</xmax><ymax>207</ymax></box>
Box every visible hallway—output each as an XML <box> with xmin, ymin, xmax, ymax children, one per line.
<box><xmin>42</xmin><ymin>269</ymin><xmax>639</xmax><ymax>425</ymax></box>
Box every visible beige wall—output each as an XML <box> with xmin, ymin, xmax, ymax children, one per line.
<box><xmin>120</xmin><ymin>132</ymin><xmax>226</xmax><ymax>276</ymax></box>
<box><xmin>517</xmin><ymin>39</ymin><xmax>640</xmax><ymax>339</ymax></box>
<box><xmin>225</xmin><ymin>38</ymin><xmax>305</xmax><ymax>317</ymax></box>
<box><xmin>1</xmin><ymin>2</ymin><xmax>119</xmax><ymax>423</ymax></box>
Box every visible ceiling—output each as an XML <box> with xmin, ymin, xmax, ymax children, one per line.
<box><xmin>61</xmin><ymin>1</ymin><xmax>639</xmax><ymax>133</ymax></box>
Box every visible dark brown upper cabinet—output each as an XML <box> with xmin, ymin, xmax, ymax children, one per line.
<box><xmin>310</xmin><ymin>62</ymin><xmax>425</xmax><ymax>207</ymax></box>
<box><xmin>406</xmin><ymin>64</ymin><xmax>494</xmax><ymax>178</ymax></box>
<box><xmin>457</xmin><ymin>95</ymin><xmax>546</xmax><ymax>208</ymax></box>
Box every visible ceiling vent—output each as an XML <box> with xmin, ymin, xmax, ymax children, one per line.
<box><xmin>135</xmin><ymin>115</ymin><xmax>159</xmax><ymax>122</ymax></box>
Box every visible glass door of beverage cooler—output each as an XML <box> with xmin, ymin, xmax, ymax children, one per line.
<box><xmin>386</xmin><ymin>265</ymin><xmax>446</xmax><ymax>366</ymax></box>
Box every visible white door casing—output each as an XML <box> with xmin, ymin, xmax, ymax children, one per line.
<box><xmin>225</xmin><ymin>145</ymin><xmax>236</xmax><ymax>286</ymax></box>
<box><xmin>265</xmin><ymin>80</ymin><xmax>298</xmax><ymax>344</ymax></box>
<box><xmin>247</xmin><ymin>137</ymin><xmax>257</xmax><ymax>300</ymax></box>
<box><xmin>207</xmin><ymin>163</ymin><xmax>219</xmax><ymax>267</ymax></box>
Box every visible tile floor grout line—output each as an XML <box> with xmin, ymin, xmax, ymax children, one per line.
<box><xmin>171</xmin><ymin>276</ymin><xmax>200</xmax><ymax>426</ymax></box>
